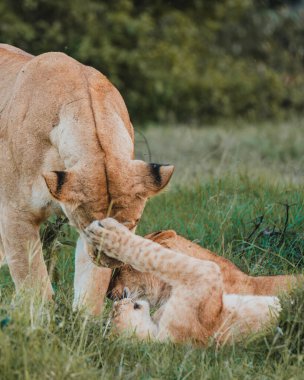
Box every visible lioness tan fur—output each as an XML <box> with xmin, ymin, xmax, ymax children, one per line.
<box><xmin>0</xmin><ymin>44</ymin><xmax>174</xmax><ymax>312</ymax></box>
<box><xmin>108</xmin><ymin>230</ymin><xmax>301</xmax><ymax>305</ymax></box>
<box><xmin>85</xmin><ymin>219</ymin><xmax>282</xmax><ymax>345</ymax></box>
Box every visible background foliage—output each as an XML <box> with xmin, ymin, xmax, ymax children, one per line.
<box><xmin>1</xmin><ymin>0</ymin><xmax>304</xmax><ymax>124</ymax></box>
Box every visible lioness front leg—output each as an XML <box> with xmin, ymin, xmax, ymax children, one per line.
<box><xmin>0</xmin><ymin>209</ymin><xmax>53</xmax><ymax>299</ymax></box>
<box><xmin>73</xmin><ymin>236</ymin><xmax>112</xmax><ymax>316</ymax></box>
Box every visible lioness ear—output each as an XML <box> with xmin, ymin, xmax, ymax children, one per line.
<box><xmin>43</xmin><ymin>171</ymin><xmax>74</xmax><ymax>201</ymax></box>
<box><xmin>150</xmin><ymin>163</ymin><xmax>174</xmax><ymax>192</ymax></box>
<box><xmin>141</xmin><ymin>163</ymin><xmax>174</xmax><ymax>196</ymax></box>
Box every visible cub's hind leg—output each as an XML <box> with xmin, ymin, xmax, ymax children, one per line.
<box><xmin>155</xmin><ymin>261</ymin><xmax>224</xmax><ymax>344</ymax></box>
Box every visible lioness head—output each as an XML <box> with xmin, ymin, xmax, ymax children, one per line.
<box><xmin>38</xmin><ymin>62</ymin><xmax>174</xmax><ymax>235</ymax></box>
<box><xmin>43</xmin><ymin>162</ymin><xmax>174</xmax><ymax>231</ymax></box>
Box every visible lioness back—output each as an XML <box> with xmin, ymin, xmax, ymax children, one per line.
<box><xmin>0</xmin><ymin>45</ymin><xmax>134</xmax><ymax>159</ymax></box>
<box><xmin>0</xmin><ymin>44</ymin><xmax>33</xmax><ymax>112</ymax></box>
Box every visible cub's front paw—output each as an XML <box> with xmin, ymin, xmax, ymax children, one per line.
<box><xmin>84</xmin><ymin>221</ymin><xmax>108</xmax><ymax>246</ymax></box>
<box><xmin>84</xmin><ymin>221</ymin><xmax>122</xmax><ymax>268</ymax></box>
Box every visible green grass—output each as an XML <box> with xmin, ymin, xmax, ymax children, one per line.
<box><xmin>1</xmin><ymin>122</ymin><xmax>304</xmax><ymax>379</ymax></box>
<box><xmin>136</xmin><ymin>119</ymin><xmax>304</xmax><ymax>186</ymax></box>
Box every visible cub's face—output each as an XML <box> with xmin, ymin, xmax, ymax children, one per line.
<box><xmin>43</xmin><ymin>162</ymin><xmax>174</xmax><ymax>231</ymax></box>
<box><xmin>112</xmin><ymin>298</ymin><xmax>152</xmax><ymax>337</ymax></box>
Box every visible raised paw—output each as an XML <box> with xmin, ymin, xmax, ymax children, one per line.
<box><xmin>84</xmin><ymin>221</ymin><xmax>109</xmax><ymax>247</ymax></box>
<box><xmin>83</xmin><ymin>220</ymin><xmax>122</xmax><ymax>268</ymax></box>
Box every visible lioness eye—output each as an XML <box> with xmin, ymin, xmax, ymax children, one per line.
<box><xmin>134</xmin><ymin>303</ymin><xmax>142</xmax><ymax>310</ymax></box>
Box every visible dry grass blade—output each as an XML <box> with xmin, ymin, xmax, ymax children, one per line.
<box><xmin>106</xmin><ymin>199</ymin><xmax>114</xmax><ymax>218</ymax></box>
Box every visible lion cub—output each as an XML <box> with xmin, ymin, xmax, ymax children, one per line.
<box><xmin>85</xmin><ymin>219</ymin><xmax>281</xmax><ymax>345</ymax></box>
<box><xmin>108</xmin><ymin>230</ymin><xmax>301</xmax><ymax>308</ymax></box>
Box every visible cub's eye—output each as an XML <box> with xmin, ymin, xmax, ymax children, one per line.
<box><xmin>134</xmin><ymin>302</ymin><xmax>142</xmax><ymax>310</ymax></box>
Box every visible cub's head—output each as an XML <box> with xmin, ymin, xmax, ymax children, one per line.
<box><xmin>108</xmin><ymin>230</ymin><xmax>177</xmax><ymax>303</ymax></box>
<box><xmin>112</xmin><ymin>294</ymin><xmax>155</xmax><ymax>339</ymax></box>
<box><xmin>43</xmin><ymin>161</ymin><xmax>174</xmax><ymax>231</ymax></box>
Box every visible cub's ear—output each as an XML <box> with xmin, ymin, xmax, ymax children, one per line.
<box><xmin>145</xmin><ymin>230</ymin><xmax>177</xmax><ymax>243</ymax></box>
<box><xmin>43</xmin><ymin>171</ymin><xmax>75</xmax><ymax>202</ymax></box>
<box><xmin>134</xmin><ymin>162</ymin><xmax>174</xmax><ymax>196</ymax></box>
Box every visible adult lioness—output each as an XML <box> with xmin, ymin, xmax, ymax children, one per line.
<box><xmin>0</xmin><ymin>44</ymin><xmax>174</xmax><ymax>313</ymax></box>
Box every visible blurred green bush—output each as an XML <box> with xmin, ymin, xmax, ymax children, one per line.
<box><xmin>0</xmin><ymin>0</ymin><xmax>303</xmax><ymax>124</ymax></box>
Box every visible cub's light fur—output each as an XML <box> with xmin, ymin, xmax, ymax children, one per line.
<box><xmin>85</xmin><ymin>219</ymin><xmax>282</xmax><ymax>345</ymax></box>
<box><xmin>0</xmin><ymin>44</ymin><xmax>174</xmax><ymax>312</ymax></box>
<box><xmin>112</xmin><ymin>298</ymin><xmax>158</xmax><ymax>339</ymax></box>
<box><xmin>108</xmin><ymin>230</ymin><xmax>302</xmax><ymax>307</ymax></box>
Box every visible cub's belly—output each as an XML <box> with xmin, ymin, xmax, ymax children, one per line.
<box><xmin>220</xmin><ymin>294</ymin><xmax>281</xmax><ymax>338</ymax></box>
